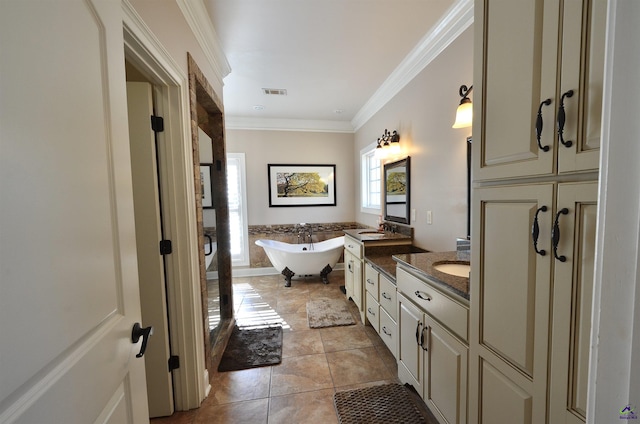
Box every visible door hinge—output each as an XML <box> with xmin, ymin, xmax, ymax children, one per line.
<box><xmin>150</xmin><ymin>115</ymin><xmax>164</xmax><ymax>133</ymax></box>
<box><xmin>168</xmin><ymin>355</ymin><xmax>180</xmax><ymax>371</ymax></box>
<box><xmin>159</xmin><ymin>239</ymin><xmax>172</xmax><ymax>255</ymax></box>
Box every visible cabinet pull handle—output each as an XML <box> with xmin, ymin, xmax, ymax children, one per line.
<box><xmin>532</xmin><ymin>205</ymin><xmax>548</xmax><ymax>256</ymax></box>
<box><xmin>416</xmin><ymin>322</ymin><xmax>423</xmax><ymax>346</ymax></box>
<box><xmin>415</xmin><ymin>291</ymin><xmax>432</xmax><ymax>301</ymax></box>
<box><xmin>535</xmin><ymin>99</ymin><xmax>552</xmax><ymax>152</ymax></box>
<box><xmin>557</xmin><ymin>90</ymin><xmax>574</xmax><ymax>148</ymax></box>
<box><xmin>368</xmin><ymin>307</ymin><xmax>375</xmax><ymax>316</ymax></box>
<box><xmin>421</xmin><ymin>326</ymin><xmax>429</xmax><ymax>351</ymax></box>
<box><xmin>382</xmin><ymin>326</ymin><xmax>392</xmax><ymax>336</ymax></box>
<box><xmin>366</xmin><ymin>278</ymin><xmax>374</xmax><ymax>285</ymax></box>
<box><xmin>552</xmin><ymin>208</ymin><xmax>569</xmax><ymax>262</ymax></box>
<box><xmin>381</xmin><ymin>292</ymin><xmax>391</xmax><ymax>300</ymax></box>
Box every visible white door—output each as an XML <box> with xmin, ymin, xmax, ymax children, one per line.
<box><xmin>0</xmin><ymin>1</ymin><xmax>149</xmax><ymax>423</ymax></box>
<box><xmin>127</xmin><ymin>82</ymin><xmax>174</xmax><ymax>417</ymax></box>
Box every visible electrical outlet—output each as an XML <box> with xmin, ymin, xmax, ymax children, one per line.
<box><xmin>411</xmin><ymin>209</ymin><xmax>416</xmax><ymax>222</ymax></box>
<box><xmin>426</xmin><ymin>210</ymin><xmax>433</xmax><ymax>225</ymax></box>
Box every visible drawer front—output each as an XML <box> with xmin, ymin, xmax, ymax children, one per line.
<box><xmin>365</xmin><ymin>292</ymin><xmax>380</xmax><ymax>332</ymax></box>
<box><xmin>379</xmin><ymin>274</ymin><xmax>397</xmax><ymax>321</ymax></box>
<box><xmin>397</xmin><ymin>267</ymin><xmax>468</xmax><ymax>341</ymax></box>
<box><xmin>364</xmin><ymin>263</ymin><xmax>379</xmax><ymax>301</ymax></box>
<box><xmin>379</xmin><ymin>308</ymin><xmax>397</xmax><ymax>358</ymax></box>
<box><xmin>344</xmin><ymin>236</ymin><xmax>363</xmax><ymax>258</ymax></box>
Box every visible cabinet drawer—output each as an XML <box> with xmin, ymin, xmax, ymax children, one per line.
<box><xmin>365</xmin><ymin>263</ymin><xmax>379</xmax><ymax>300</ymax></box>
<box><xmin>379</xmin><ymin>308</ymin><xmax>397</xmax><ymax>358</ymax></box>
<box><xmin>365</xmin><ymin>292</ymin><xmax>380</xmax><ymax>332</ymax></box>
<box><xmin>397</xmin><ymin>267</ymin><xmax>468</xmax><ymax>341</ymax></box>
<box><xmin>379</xmin><ymin>274</ymin><xmax>397</xmax><ymax>321</ymax></box>
<box><xmin>344</xmin><ymin>236</ymin><xmax>362</xmax><ymax>258</ymax></box>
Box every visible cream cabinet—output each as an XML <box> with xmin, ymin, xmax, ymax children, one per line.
<box><xmin>470</xmin><ymin>182</ymin><xmax>598</xmax><ymax>423</ymax></box>
<box><xmin>344</xmin><ymin>236</ymin><xmax>363</xmax><ymax>322</ymax></box>
<box><xmin>364</xmin><ymin>262</ymin><xmax>398</xmax><ymax>357</ymax></box>
<box><xmin>471</xmin><ymin>0</ymin><xmax>604</xmax><ymax>422</ymax></box>
<box><xmin>474</xmin><ymin>0</ymin><xmax>605</xmax><ymax>182</ymax></box>
<box><xmin>397</xmin><ymin>268</ymin><xmax>469</xmax><ymax>424</ymax></box>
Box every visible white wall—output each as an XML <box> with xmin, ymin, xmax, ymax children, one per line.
<box><xmin>354</xmin><ymin>27</ymin><xmax>474</xmax><ymax>252</ymax></box>
<box><xmin>225</xmin><ymin>129</ymin><xmax>355</xmax><ymax>225</ymax></box>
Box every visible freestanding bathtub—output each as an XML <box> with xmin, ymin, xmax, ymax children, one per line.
<box><xmin>255</xmin><ymin>236</ymin><xmax>345</xmax><ymax>287</ymax></box>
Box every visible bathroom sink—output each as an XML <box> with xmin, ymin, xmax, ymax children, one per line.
<box><xmin>358</xmin><ymin>230</ymin><xmax>386</xmax><ymax>238</ymax></box>
<box><xmin>433</xmin><ymin>262</ymin><xmax>471</xmax><ymax>278</ymax></box>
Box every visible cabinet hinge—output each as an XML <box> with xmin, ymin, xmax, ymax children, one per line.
<box><xmin>168</xmin><ymin>355</ymin><xmax>180</xmax><ymax>371</ymax></box>
<box><xmin>150</xmin><ymin>115</ymin><xmax>164</xmax><ymax>133</ymax></box>
<box><xmin>159</xmin><ymin>240</ymin><xmax>172</xmax><ymax>255</ymax></box>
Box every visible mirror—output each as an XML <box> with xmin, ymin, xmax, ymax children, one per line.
<box><xmin>384</xmin><ymin>156</ymin><xmax>411</xmax><ymax>224</ymax></box>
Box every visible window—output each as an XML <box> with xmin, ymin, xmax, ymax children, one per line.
<box><xmin>361</xmin><ymin>144</ymin><xmax>381</xmax><ymax>214</ymax></box>
<box><xmin>227</xmin><ymin>153</ymin><xmax>250</xmax><ymax>266</ymax></box>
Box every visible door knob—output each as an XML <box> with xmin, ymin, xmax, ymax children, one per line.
<box><xmin>131</xmin><ymin>322</ymin><xmax>153</xmax><ymax>358</ymax></box>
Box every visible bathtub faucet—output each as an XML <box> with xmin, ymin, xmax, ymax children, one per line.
<box><xmin>296</xmin><ymin>223</ymin><xmax>314</xmax><ymax>249</ymax></box>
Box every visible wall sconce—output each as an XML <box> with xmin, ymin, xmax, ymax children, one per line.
<box><xmin>452</xmin><ymin>84</ymin><xmax>473</xmax><ymax>128</ymax></box>
<box><xmin>375</xmin><ymin>129</ymin><xmax>400</xmax><ymax>158</ymax></box>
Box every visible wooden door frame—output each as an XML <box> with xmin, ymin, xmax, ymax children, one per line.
<box><xmin>123</xmin><ymin>4</ymin><xmax>208</xmax><ymax>410</ymax></box>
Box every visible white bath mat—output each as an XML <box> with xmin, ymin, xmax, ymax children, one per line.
<box><xmin>307</xmin><ymin>298</ymin><xmax>356</xmax><ymax>329</ymax></box>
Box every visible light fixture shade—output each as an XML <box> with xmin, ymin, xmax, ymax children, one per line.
<box><xmin>452</xmin><ymin>101</ymin><xmax>473</xmax><ymax>128</ymax></box>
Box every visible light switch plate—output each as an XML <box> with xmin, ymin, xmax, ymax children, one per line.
<box><xmin>426</xmin><ymin>210</ymin><xmax>433</xmax><ymax>225</ymax></box>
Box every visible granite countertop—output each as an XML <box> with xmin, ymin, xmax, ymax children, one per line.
<box><xmin>343</xmin><ymin>228</ymin><xmax>412</xmax><ymax>243</ymax></box>
<box><xmin>393</xmin><ymin>251</ymin><xmax>470</xmax><ymax>301</ymax></box>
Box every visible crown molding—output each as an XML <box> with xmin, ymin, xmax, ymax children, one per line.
<box><xmin>225</xmin><ymin>117</ymin><xmax>355</xmax><ymax>133</ymax></box>
<box><xmin>351</xmin><ymin>0</ymin><xmax>474</xmax><ymax>131</ymax></box>
<box><xmin>175</xmin><ymin>0</ymin><xmax>231</xmax><ymax>85</ymax></box>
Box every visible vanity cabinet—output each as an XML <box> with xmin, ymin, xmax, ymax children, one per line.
<box><xmin>397</xmin><ymin>267</ymin><xmax>469</xmax><ymax>424</ymax></box>
<box><xmin>364</xmin><ymin>262</ymin><xmax>397</xmax><ymax>357</ymax></box>
<box><xmin>474</xmin><ymin>0</ymin><xmax>605</xmax><ymax>182</ymax></box>
<box><xmin>344</xmin><ymin>236</ymin><xmax>364</xmax><ymax>322</ymax></box>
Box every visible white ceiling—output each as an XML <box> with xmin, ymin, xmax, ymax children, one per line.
<box><xmin>206</xmin><ymin>0</ymin><xmax>458</xmax><ymax>130</ymax></box>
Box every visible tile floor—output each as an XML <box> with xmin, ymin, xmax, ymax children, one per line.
<box><xmin>152</xmin><ymin>271</ymin><xmax>424</xmax><ymax>424</ymax></box>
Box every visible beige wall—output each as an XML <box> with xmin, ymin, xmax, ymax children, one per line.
<box><xmin>225</xmin><ymin>130</ymin><xmax>355</xmax><ymax>225</ymax></box>
<box><xmin>355</xmin><ymin>26</ymin><xmax>474</xmax><ymax>252</ymax></box>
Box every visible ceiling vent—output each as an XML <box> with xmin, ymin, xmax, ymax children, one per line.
<box><xmin>262</xmin><ymin>88</ymin><xmax>287</xmax><ymax>96</ymax></box>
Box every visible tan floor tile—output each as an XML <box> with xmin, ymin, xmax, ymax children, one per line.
<box><xmin>193</xmin><ymin>398</ymin><xmax>268</xmax><ymax>424</ymax></box>
<box><xmin>270</xmin><ymin>354</ymin><xmax>333</xmax><ymax>396</ymax></box>
<box><xmin>320</xmin><ymin>325</ymin><xmax>373</xmax><ymax>352</ymax></box>
<box><xmin>326</xmin><ymin>347</ymin><xmax>393</xmax><ymax>387</ymax></box>
<box><xmin>268</xmin><ymin>389</ymin><xmax>338</xmax><ymax>424</ymax></box>
<box><xmin>275</xmin><ymin>294</ymin><xmax>309</xmax><ymax>314</ymax></box>
<box><xmin>151</xmin><ymin>410</ymin><xmax>196</xmax><ymax>424</ymax></box>
<box><xmin>278</xmin><ymin>311</ymin><xmax>310</xmax><ymax>332</ymax></box>
<box><xmin>206</xmin><ymin>367</ymin><xmax>271</xmax><ymax>405</ymax></box>
<box><xmin>282</xmin><ymin>330</ymin><xmax>325</xmax><ymax>358</ymax></box>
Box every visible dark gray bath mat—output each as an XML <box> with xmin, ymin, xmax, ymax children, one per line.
<box><xmin>217</xmin><ymin>325</ymin><xmax>283</xmax><ymax>372</ymax></box>
<box><xmin>334</xmin><ymin>383</ymin><xmax>431</xmax><ymax>424</ymax></box>
<box><xmin>307</xmin><ymin>298</ymin><xmax>356</xmax><ymax>328</ymax></box>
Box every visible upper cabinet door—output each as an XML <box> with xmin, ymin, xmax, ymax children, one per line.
<box><xmin>557</xmin><ymin>0</ymin><xmax>606</xmax><ymax>174</ymax></box>
<box><xmin>474</xmin><ymin>0</ymin><xmax>603</xmax><ymax>181</ymax></box>
<box><xmin>474</xmin><ymin>0</ymin><xmax>560</xmax><ymax>181</ymax></box>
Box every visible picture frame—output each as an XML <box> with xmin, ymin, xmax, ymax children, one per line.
<box><xmin>268</xmin><ymin>164</ymin><xmax>336</xmax><ymax>207</ymax></box>
<box><xmin>200</xmin><ymin>164</ymin><xmax>214</xmax><ymax>209</ymax></box>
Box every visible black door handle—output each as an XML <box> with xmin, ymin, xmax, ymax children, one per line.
<box><xmin>552</xmin><ymin>208</ymin><xmax>569</xmax><ymax>262</ymax></box>
<box><xmin>535</xmin><ymin>99</ymin><xmax>552</xmax><ymax>152</ymax></box>
<box><xmin>131</xmin><ymin>322</ymin><xmax>153</xmax><ymax>358</ymax></box>
<box><xmin>415</xmin><ymin>322</ymin><xmax>423</xmax><ymax>347</ymax></box>
<box><xmin>532</xmin><ymin>206</ymin><xmax>548</xmax><ymax>256</ymax></box>
<box><xmin>204</xmin><ymin>234</ymin><xmax>213</xmax><ymax>256</ymax></box>
<box><xmin>557</xmin><ymin>90</ymin><xmax>574</xmax><ymax>148</ymax></box>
